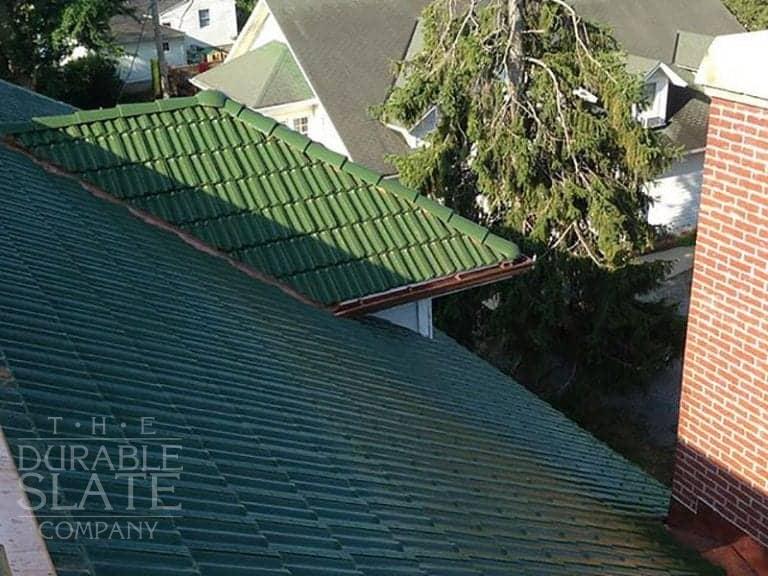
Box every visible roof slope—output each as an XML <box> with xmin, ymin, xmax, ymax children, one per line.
<box><xmin>193</xmin><ymin>41</ymin><xmax>314</xmax><ymax>108</ymax></box>
<box><xmin>264</xmin><ymin>0</ymin><xmax>431</xmax><ymax>174</ymax></box>
<box><xmin>571</xmin><ymin>0</ymin><xmax>743</xmax><ymax>62</ymax></box>
<box><xmin>3</xmin><ymin>91</ymin><xmax>521</xmax><ymax>307</ymax></box>
<box><xmin>0</xmin><ymin>140</ymin><xmax>717</xmax><ymax>576</ymax></box>
<box><xmin>0</xmin><ymin>79</ymin><xmax>76</xmax><ymax>122</ymax></box>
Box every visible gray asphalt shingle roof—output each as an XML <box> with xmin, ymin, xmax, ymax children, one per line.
<box><xmin>263</xmin><ymin>0</ymin><xmax>431</xmax><ymax>175</ymax></box>
<box><xmin>571</xmin><ymin>0</ymin><xmax>743</xmax><ymax>62</ymax></box>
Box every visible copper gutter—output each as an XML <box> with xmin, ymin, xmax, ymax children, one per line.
<box><xmin>332</xmin><ymin>255</ymin><xmax>535</xmax><ymax>317</ymax></box>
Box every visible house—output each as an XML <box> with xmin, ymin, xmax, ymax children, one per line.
<box><xmin>667</xmin><ymin>31</ymin><xmax>768</xmax><ymax>565</ymax></box>
<box><xmin>111</xmin><ymin>11</ymin><xmax>188</xmax><ymax>88</ymax></box>
<box><xmin>113</xmin><ymin>0</ymin><xmax>238</xmax><ymax>89</ymax></box>
<box><xmin>0</xmin><ymin>82</ymin><xmax>721</xmax><ymax>576</ymax></box>
<box><xmin>199</xmin><ymin>0</ymin><xmax>744</xmax><ymax>233</ymax></box>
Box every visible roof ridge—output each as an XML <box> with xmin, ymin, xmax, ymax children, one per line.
<box><xmin>1</xmin><ymin>90</ymin><xmax>521</xmax><ymax>261</ymax></box>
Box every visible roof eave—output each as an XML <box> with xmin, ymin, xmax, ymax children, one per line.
<box><xmin>331</xmin><ymin>255</ymin><xmax>535</xmax><ymax>317</ymax></box>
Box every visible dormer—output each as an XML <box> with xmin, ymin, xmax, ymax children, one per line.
<box><xmin>628</xmin><ymin>55</ymin><xmax>689</xmax><ymax>128</ymax></box>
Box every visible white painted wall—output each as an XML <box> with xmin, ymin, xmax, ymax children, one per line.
<box><xmin>647</xmin><ymin>152</ymin><xmax>705</xmax><ymax>233</ymax></box>
<box><xmin>374</xmin><ymin>299</ymin><xmax>434</xmax><ymax>338</ymax></box>
<box><xmin>227</xmin><ymin>2</ymin><xmax>272</xmax><ymax>61</ymax></box>
<box><xmin>228</xmin><ymin>4</ymin><xmax>350</xmax><ymax>156</ymax></box>
<box><xmin>258</xmin><ymin>100</ymin><xmax>350</xmax><ymax>157</ymax></box>
<box><xmin>638</xmin><ymin>68</ymin><xmax>671</xmax><ymax>127</ymax></box>
<box><xmin>160</xmin><ymin>0</ymin><xmax>238</xmax><ymax>49</ymax></box>
<box><xmin>117</xmin><ymin>37</ymin><xmax>187</xmax><ymax>84</ymax></box>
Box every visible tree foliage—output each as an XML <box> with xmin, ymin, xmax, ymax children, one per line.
<box><xmin>39</xmin><ymin>54</ymin><xmax>122</xmax><ymax>109</ymax></box>
<box><xmin>379</xmin><ymin>0</ymin><xmax>683</xmax><ymax>392</ymax></box>
<box><xmin>379</xmin><ymin>0</ymin><xmax>676</xmax><ymax>267</ymax></box>
<box><xmin>0</xmin><ymin>0</ymin><xmax>129</xmax><ymax>88</ymax></box>
<box><xmin>722</xmin><ymin>0</ymin><xmax>768</xmax><ymax>31</ymax></box>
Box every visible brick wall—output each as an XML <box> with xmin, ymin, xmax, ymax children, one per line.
<box><xmin>671</xmin><ymin>96</ymin><xmax>768</xmax><ymax>545</ymax></box>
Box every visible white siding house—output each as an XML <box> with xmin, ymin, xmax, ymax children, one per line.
<box><xmin>117</xmin><ymin>34</ymin><xmax>187</xmax><ymax>86</ymax></box>
<box><xmin>159</xmin><ymin>0</ymin><xmax>238</xmax><ymax>50</ymax></box>
<box><xmin>647</xmin><ymin>152</ymin><xmax>705</xmax><ymax>232</ymax></box>
<box><xmin>222</xmin><ymin>2</ymin><xmax>350</xmax><ymax>157</ymax></box>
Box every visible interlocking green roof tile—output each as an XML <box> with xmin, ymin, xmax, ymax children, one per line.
<box><xmin>0</xmin><ymin>137</ymin><xmax>718</xmax><ymax>575</ymax></box>
<box><xmin>4</xmin><ymin>90</ymin><xmax>523</xmax><ymax>307</ymax></box>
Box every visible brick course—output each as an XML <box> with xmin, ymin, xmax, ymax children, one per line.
<box><xmin>672</xmin><ymin>97</ymin><xmax>768</xmax><ymax>546</ymax></box>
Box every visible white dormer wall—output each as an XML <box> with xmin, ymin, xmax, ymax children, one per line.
<box><xmin>638</xmin><ymin>68</ymin><xmax>671</xmax><ymax>128</ymax></box>
<box><xmin>374</xmin><ymin>300</ymin><xmax>434</xmax><ymax>338</ymax></box>
<box><xmin>160</xmin><ymin>0</ymin><xmax>238</xmax><ymax>49</ymax></box>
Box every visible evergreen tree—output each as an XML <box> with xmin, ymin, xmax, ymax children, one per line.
<box><xmin>378</xmin><ymin>0</ymin><xmax>684</xmax><ymax>392</ymax></box>
<box><xmin>722</xmin><ymin>0</ymin><xmax>768</xmax><ymax>31</ymax></box>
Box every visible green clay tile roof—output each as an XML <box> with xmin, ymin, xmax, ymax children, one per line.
<box><xmin>0</xmin><ymin>78</ymin><xmax>76</xmax><ymax>123</ymax></box>
<box><xmin>192</xmin><ymin>41</ymin><xmax>314</xmax><ymax>109</ymax></box>
<box><xmin>0</xmin><ymin>139</ymin><xmax>718</xmax><ymax>576</ymax></box>
<box><xmin>3</xmin><ymin>91</ymin><xmax>521</xmax><ymax>307</ymax></box>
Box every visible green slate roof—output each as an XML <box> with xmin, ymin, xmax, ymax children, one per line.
<box><xmin>193</xmin><ymin>41</ymin><xmax>314</xmax><ymax>109</ymax></box>
<box><xmin>0</xmin><ymin>78</ymin><xmax>76</xmax><ymax>122</ymax></box>
<box><xmin>0</xmin><ymin>137</ymin><xmax>717</xmax><ymax>576</ymax></box>
<box><xmin>3</xmin><ymin>91</ymin><xmax>520</xmax><ymax>307</ymax></box>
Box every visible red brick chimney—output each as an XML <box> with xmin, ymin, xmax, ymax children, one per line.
<box><xmin>669</xmin><ymin>31</ymin><xmax>768</xmax><ymax>552</ymax></box>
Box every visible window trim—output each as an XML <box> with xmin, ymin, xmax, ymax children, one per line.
<box><xmin>292</xmin><ymin>116</ymin><xmax>309</xmax><ymax>135</ymax></box>
<box><xmin>198</xmin><ymin>8</ymin><xmax>210</xmax><ymax>28</ymax></box>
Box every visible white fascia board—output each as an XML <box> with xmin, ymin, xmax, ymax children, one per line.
<box><xmin>227</xmin><ymin>1</ymin><xmax>270</xmax><ymax>61</ymax></box>
<box><xmin>644</xmin><ymin>62</ymin><xmax>688</xmax><ymax>88</ymax></box>
<box><xmin>253</xmin><ymin>98</ymin><xmax>320</xmax><ymax>116</ymax></box>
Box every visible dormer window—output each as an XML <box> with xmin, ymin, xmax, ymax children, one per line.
<box><xmin>637</xmin><ymin>80</ymin><xmax>668</xmax><ymax>129</ymax></box>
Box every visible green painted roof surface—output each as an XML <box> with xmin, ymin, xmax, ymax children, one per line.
<box><xmin>0</xmin><ymin>141</ymin><xmax>717</xmax><ymax>576</ymax></box>
<box><xmin>5</xmin><ymin>91</ymin><xmax>519</xmax><ymax>306</ymax></box>
<box><xmin>0</xmin><ymin>79</ymin><xmax>76</xmax><ymax>122</ymax></box>
<box><xmin>193</xmin><ymin>42</ymin><xmax>314</xmax><ymax>109</ymax></box>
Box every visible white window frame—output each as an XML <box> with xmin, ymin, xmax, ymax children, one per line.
<box><xmin>292</xmin><ymin>116</ymin><xmax>309</xmax><ymax>135</ymax></box>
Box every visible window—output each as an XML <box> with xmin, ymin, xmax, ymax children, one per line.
<box><xmin>198</xmin><ymin>8</ymin><xmax>210</xmax><ymax>28</ymax></box>
<box><xmin>292</xmin><ymin>116</ymin><xmax>309</xmax><ymax>135</ymax></box>
<box><xmin>643</xmin><ymin>83</ymin><xmax>657</xmax><ymax>107</ymax></box>
<box><xmin>162</xmin><ymin>41</ymin><xmax>170</xmax><ymax>52</ymax></box>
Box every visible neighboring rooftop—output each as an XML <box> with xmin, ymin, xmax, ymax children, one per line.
<box><xmin>257</xmin><ymin>0</ymin><xmax>432</xmax><ymax>174</ymax></box>
<box><xmin>192</xmin><ymin>41</ymin><xmax>314</xmax><ymax>109</ymax></box>
<box><xmin>2</xmin><ymin>91</ymin><xmax>526</xmax><ymax>309</ymax></box>
<box><xmin>0</xmin><ymin>78</ymin><xmax>76</xmax><ymax>122</ymax></box>
<box><xmin>571</xmin><ymin>0</ymin><xmax>743</xmax><ymax>62</ymax></box>
<box><xmin>0</xmin><ymin>118</ymin><xmax>719</xmax><ymax>575</ymax></box>
<box><xmin>110</xmin><ymin>12</ymin><xmax>186</xmax><ymax>43</ymax></box>
<box><xmin>674</xmin><ymin>31</ymin><xmax>718</xmax><ymax>72</ymax></box>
